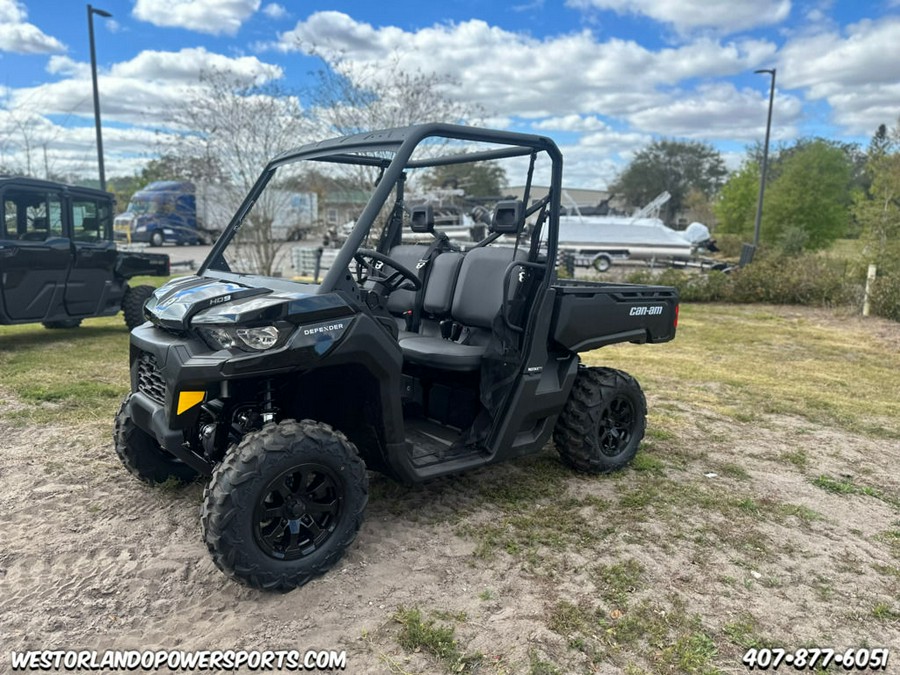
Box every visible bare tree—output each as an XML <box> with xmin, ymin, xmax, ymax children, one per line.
<box><xmin>161</xmin><ymin>70</ymin><xmax>313</xmax><ymax>275</ymax></box>
<box><xmin>307</xmin><ymin>50</ymin><xmax>481</xmax><ymax>135</ymax></box>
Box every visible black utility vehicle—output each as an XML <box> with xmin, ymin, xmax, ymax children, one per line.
<box><xmin>114</xmin><ymin>125</ymin><xmax>678</xmax><ymax>590</ymax></box>
<box><xmin>0</xmin><ymin>177</ymin><xmax>169</xmax><ymax>330</ymax></box>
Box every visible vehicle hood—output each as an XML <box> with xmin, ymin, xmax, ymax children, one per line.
<box><xmin>144</xmin><ymin>275</ymin><xmax>352</xmax><ymax>332</ymax></box>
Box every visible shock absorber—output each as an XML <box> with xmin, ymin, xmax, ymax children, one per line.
<box><xmin>261</xmin><ymin>378</ymin><xmax>278</xmax><ymax>424</ymax></box>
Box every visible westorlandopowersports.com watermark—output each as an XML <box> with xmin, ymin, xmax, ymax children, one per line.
<box><xmin>10</xmin><ymin>649</ymin><xmax>347</xmax><ymax>671</ymax></box>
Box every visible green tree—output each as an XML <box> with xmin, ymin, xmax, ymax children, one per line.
<box><xmin>421</xmin><ymin>160</ymin><xmax>507</xmax><ymax>198</ymax></box>
<box><xmin>714</xmin><ymin>160</ymin><xmax>760</xmax><ymax>239</ymax></box>
<box><xmin>612</xmin><ymin>139</ymin><xmax>727</xmax><ymax>225</ymax></box>
<box><xmin>854</xmin><ymin>122</ymin><xmax>900</xmax><ymax>272</ymax></box>
<box><xmin>764</xmin><ymin>140</ymin><xmax>852</xmax><ymax>251</ymax></box>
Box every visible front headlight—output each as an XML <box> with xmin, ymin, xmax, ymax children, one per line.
<box><xmin>198</xmin><ymin>324</ymin><xmax>289</xmax><ymax>352</ymax></box>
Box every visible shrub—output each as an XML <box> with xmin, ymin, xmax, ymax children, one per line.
<box><xmin>626</xmin><ymin>253</ymin><xmax>865</xmax><ymax>311</ymax></box>
<box><xmin>729</xmin><ymin>254</ymin><xmax>858</xmax><ymax>306</ymax></box>
<box><xmin>869</xmin><ymin>274</ymin><xmax>900</xmax><ymax>322</ymax></box>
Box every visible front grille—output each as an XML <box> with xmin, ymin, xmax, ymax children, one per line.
<box><xmin>136</xmin><ymin>352</ymin><xmax>166</xmax><ymax>405</ymax></box>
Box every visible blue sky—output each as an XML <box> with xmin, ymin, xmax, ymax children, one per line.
<box><xmin>1</xmin><ymin>0</ymin><xmax>899</xmax><ymax>188</ymax></box>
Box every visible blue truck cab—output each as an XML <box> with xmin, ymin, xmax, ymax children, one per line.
<box><xmin>114</xmin><ymin>181</ymin><xmax>201</xmax><ymax>246</ymax></box>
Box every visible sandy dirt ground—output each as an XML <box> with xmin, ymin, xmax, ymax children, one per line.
<box><xmin>1</xmin><ymin>309</ymin><xmax>898</xmax><ymax>674</ymax></box>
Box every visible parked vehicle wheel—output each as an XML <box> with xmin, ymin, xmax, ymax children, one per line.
<box><xmin>42</xmin><ymin>319</ymin><xmax>82</xmax><ymax>329</ymax></box>
<box><xmin>201</xmin><ymin>419</ymin><xmax>368</xmax><ymax>592</ymax></box>
<box><xmin>114</xmin><ymin>395</ymin><xmax>198</xmax><ymax>485</ymax></box>
<box><xmin>122</xmin><ymin>285</ymin><xmax>155</xmax><ymax>330</ymax></box>
<box><xmin>592</xmin><ymin>254</ymin><xmax>612</xmax><ymax>273</ymax></box>
<box><xmin>150</xmin><ymin>231</ymin><xmax>165</xmax><ymax>247</ymax></box>
<box><xmin>553</xmin><ymin>367</ymin><xmax>646</xmax><ymax>473</ymax></box>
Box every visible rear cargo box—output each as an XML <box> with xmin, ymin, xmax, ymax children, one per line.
<box><xmin>551</xmin><ymin>280</ymin><xmax>678</xmax><ymax>353</ymax></box>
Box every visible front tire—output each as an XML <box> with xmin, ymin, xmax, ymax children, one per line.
<box><xmin>201</xmin><ymin>419</ymin><xmax>368</xmax><ymax>592</ymax></box>
<box><xmin>114</xmin><ymin>395</ymin><xmax>198</xmax><ymax>485</ymax></box>
<box><xmin>553</xmin><ymin>367</ymin><xmax>646</xmax><ymax>473</ymax></box>
<box><xmin>122</xmin><ymin>284</ymin><xmax>155</xmax><ymax>330</ymax></box>
<box><xmin>150</xmin><ymin>231</ymin><xmax>164</xmax><ymax>247</ymax></box>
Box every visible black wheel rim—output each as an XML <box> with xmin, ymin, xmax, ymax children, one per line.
<box><xmin>598</xmin><ymin>395</ymin><xmax>635</xmax><ymax>457</ymax></box>
<box><xmin>253</xmin><ymin>463</ymin><xmax>343</xmax><ymax>561</ymax></box>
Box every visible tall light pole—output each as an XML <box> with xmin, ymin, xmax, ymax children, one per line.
<box><xmin>88</xmin><ymin>4</ymin><xmax>112</xmax><ymax>191</ymax></box>
<box><xmin>752</xmin><ymin>68</ymin><xmax>776</xmax><ymax>249</ymax></box>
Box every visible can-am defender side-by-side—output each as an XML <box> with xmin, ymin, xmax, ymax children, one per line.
<box><xmin>114</xmin><ymin>124</ymin><xmax>679</xmax><ymax>591</ymax></box>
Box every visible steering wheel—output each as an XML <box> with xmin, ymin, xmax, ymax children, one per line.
<box><xmin>353</xmin><ymin>248</ymin><xmax>422</xmax><ymax>295</ymax></box>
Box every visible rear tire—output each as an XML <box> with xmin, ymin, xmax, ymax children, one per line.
<box><xmin>42</xmin><ymin>319</ymin><xmax>82</xmax><ymax>329</ymax></box>
<box><xmin>201</xmin><ymin>419</ymin><xmax>368</xmax><ymax>592</ymax></box>
<box><xmin>554</xmin><ymin>367</ymin><xmax>646</xmax><ymax>473</ymax></box>
<box><xmin>122</xmin><ymin>284</ymin><xmax>155</xmax><ymax>330</ymax></box>
<box><xmin>114</xmin><ymin>394</ymin><xmax>198</xmax><ymax>485</ymax></box>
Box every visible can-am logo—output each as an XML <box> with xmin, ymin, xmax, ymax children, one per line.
<box><xmin>630</xmin><ymin>305</ymin><xmax>663</xmax><ymax>316</ymax></box>
<box><xmin>303</xmin><ymin>322</ymin><xmax>345</xmax><ymax>336</ymax></box>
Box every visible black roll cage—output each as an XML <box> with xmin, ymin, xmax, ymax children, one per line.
<box><xmin>199</xmin><ymin>123</ymin><xmax>563</xmax><ymax>296</ymax></box>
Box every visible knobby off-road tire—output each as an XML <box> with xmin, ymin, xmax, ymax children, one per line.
<box><xmin>122</xmin><ymin>285</ymin><xmax>154</xmax><ymax>330</ymax></box>
<box><xmin>554</xmin><ymin>367</ymin><xmax>647</xmax><ymax>474</ymax></box>
<box><xmin>201</xmin><ymin>419</ymin><xmax>368</xmax><ymax>592</ymax></box>
<box><xmin>42</xmin><ymin>319</ymin><xmax>82</xmax><ymax>329</ymax></box>
<box><xmin>114</xmin><ymin>395</ymin><xmax>198</xmax><ymax>485</ymax></box>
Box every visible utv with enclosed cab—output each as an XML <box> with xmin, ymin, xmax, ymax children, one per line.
<box><xmin>114</xmin><ymin>124</ymin><xmax>678</xmax><ymax>591</ymax></box>
<box><xmin>0</xmin><ymin>177</ymin><xmax>169</xmax><ymax>330</ymax></box>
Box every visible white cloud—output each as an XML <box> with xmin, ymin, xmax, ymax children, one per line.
<box><xmin>277</xmin><ymin>12</ymin><xmax>775</xmax><ymax>121</ymax></box>
<box><xmin>262</xmin><ymin>3</ymin><xmax>287</xmax><ymax>19</ymax></box>
<box><xmin>566</xmin><ymin>0</ymin><xmax>791</xmax><ymax>35</ymax></box>
<box><xmin>627</xmin><ymin>83</ymin><xmax>802</xmax><ymax>141</ymax></box>
<box><xmin>0</xmin><ymin>110</ymin><xmax>179</xmax><ymax>176</ymax></box>
<box><xmin>132</xmin><ymin>0</ymin><xmax>260</xmax><ymax>36</ymax></box>
<box><xmin>110</xmin><ymin>48</ymin><xmax>281</xmax><ymax>84</ymax></box>
<box><xmin>0</xmin><ymin>0</ymin><xmax>65</xmax><ymax>54</ymax></box>
<box><xmin>10</xmin><ymin>48</ymin><xmax>282</xmax><ymax>125</ymax></box>
<box><xmin>778</xmin><ymin>17</ymin><xmax>900</xmax><ymax>133</ymax></box>
<box><xmin>533</xmin><ymin>115</ymin><xmax>609</xmax><ymax>132</ymax></box>
<box><xmin>46</xmin><ymin>55</ymin><xmax>91</xmax><ymax>79</ymax></box>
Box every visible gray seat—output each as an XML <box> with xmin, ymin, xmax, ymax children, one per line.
<box><xmin>400</xmin><ymin>245</ymin><xmax>525</xmax><ymax>370</ymax></box>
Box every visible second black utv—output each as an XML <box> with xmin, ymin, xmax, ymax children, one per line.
<box><xmin>114</xmin><ymin>124</ymin><xmax>679</xmax><ymax>591</ymax></box>
<box><xmin>0</xmin><ymin>177</ymin><xmax>169</xmax><ymax>330</ymax></box>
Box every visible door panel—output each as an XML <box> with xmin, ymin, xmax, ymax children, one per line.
<box><xmin>0</xmin><ymin>190</ymin><xmax>71</xmax><ymax>322</ymax></box>
<box><xmin>65</xmin><ymin>196</ymin><xmax>117</xmax><ymax>316</ymax></box>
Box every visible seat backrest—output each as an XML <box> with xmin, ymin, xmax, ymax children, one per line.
<box><xmin>451</xmin><ymin>246</ymin><xmax>526</xmax><ymax>329</ymax></box>
<box><xmin>422</xmin><ymin>251</ymin><xmax>464</xmax><ymax>317</ymax></box>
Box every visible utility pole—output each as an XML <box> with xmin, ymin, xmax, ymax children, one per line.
<box><xmin>752</xmin><ymin>68</ymin><xmax>776</xmax><ymax>249</ymax></box>
<box><xmin>88</xmin><ymin>4</ymin><xmax>112</xmax><ymax>190</ymax></box>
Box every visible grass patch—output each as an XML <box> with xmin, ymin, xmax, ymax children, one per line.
<box><xmin>780</xmin><ymin>449</ymin><xmax>809</xmax><ymax>469</ymax></box>
<box><xmin>592</xmin><ymin>559</ymin><xmax>644</xmax><ymax>607</ymax></box>
<box><xmin>871</xmin><ymin>602</ymin><xmax>900</xmax><ymax>622</ymax></box>
<box><xmin>527</xmin><ymin>650</ymin><xmax>563</xmax><ymax>675</ymax></box>
<box><xmin>393</xmin><ymin>606</ymin><xmax>481</xmax><ymax>672</ymax></box>
<box><xmin>586</xmin><ymin>304</ymin><xmax>900</xmax><ymax>439</ymax></box>
<box><xmin>812</xmin><ymin>475</ymin><xmax>900</xmax><ymax>510</ymax></box>
<box><xmin>548</xmin><ymin>595</ymin><xmax>721</xmax><ymax>673</ymax></box>
<box><xmin>0</xmin><ymin>317</ymin><xmax>131</xmax><ymax>425</ymax></box>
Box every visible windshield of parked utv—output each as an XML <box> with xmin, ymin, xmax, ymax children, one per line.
<box><xmin>203</xmin><ymin>134</ymin><xmax>555</xmax><ymax>280</ymax></box>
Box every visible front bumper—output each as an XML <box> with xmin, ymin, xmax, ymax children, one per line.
<box><xmin>124</xmin><ymin>390</ymin><xmax>213</xmax><ymax>475</ymax></box>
